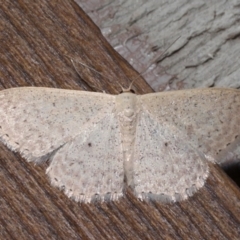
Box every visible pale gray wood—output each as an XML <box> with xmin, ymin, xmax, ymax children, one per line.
<box><xmin>77</xmin><ymin>0</ymin><xmax>240</xmax><ymax>91</ymax></box>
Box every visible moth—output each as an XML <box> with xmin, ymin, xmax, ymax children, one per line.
<box><xmin>0</xmin><ymin>87</ymin><xmax>239</xmax><ymax>203</ymax></box>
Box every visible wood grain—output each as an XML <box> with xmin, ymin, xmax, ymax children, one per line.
<box><xmin>0</xmin><ymin>0</ymin><xmax>240</xmax><ymax>239</ymax></box>
<box><xmin>78</xmin><ymin>0</ymin><xmax>240</xmax><ymax>91</ymax></box>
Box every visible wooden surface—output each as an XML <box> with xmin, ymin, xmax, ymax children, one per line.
<box><xmin>0</xmin><ymin>1</ymin><xmax>240</xmax><ymax>239</ymax></box>
<box><xmin>79</xmin><ymin>0</ymin><xmax>240</xmax><ymax>91</ymax></box>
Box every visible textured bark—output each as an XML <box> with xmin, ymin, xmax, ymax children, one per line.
<box><xmin>79</xmin><ymin>0</ymin><xmax>240</xmax><ymax>91</ymax></box>
<box><xmin>0</xmin><ymin>1</ymin><xmax>240</xmax><ymax>239</ymax></box>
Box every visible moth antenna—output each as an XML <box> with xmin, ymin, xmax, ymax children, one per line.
<box><xmin>65</xmin><ymin>55</ymin><xmax>131</xmax><ymax>92</ymax></box>
<box><xmin>69</xmin><ymin>58</ymin><xmax>101</xmax><ymax>76</ymax></box>
<box><xmin>65</xmin><ymin>36</ymin><xmax>179</xmax><ymax>93</ymax></box>
<box><xmin>64</xmin><ymin>55</ymin><xmax>110</xmax><ymax>92</ymax></box>
<box><xmin>64</xmin><ymin>55</ymin><xmax>103</xmax><ymax>78</ymax></box>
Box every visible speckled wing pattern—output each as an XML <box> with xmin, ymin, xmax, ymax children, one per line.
<box><xmin>0</xmin><ymin>87</ymin><xmax>240</xmax><ymax>203</ymax></box>
<box><xmin>132</xmin><ymin>88</ymin><xmax>240</xmax><ymax>201</ymax></box>
<box><xmin>139</xmin><ymin>88</ymin><xmax>240</xmax><ymax>164</ymax></box>
<box><xmin>46</xmin><ymin>113</ymin><xmax>123</xmax><ymax>202</ymax></box>
<box><xmin>132</xmin><ymin>110</ymin><xmax>208</xmax><ymax>202</ymax></box>
<box><xmin>0</xmin><ymin>87</ymin><xmax>123</xmax><ymax>202</ymax></box>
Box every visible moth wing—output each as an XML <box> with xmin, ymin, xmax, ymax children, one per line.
<box><xmin>0</xmin><ymin>87</ymin><xmax>116</xmax><ymax>162</ymax></box>
<box><xmin>131</xmin><ymin>109</ymin><xmax>208</xmax><ymax>202</ymax></box>
<box><xmin>46</xmin><ymin>112</ymin><xmax>124</xmax><ymax>203</ymax></box>
<box><xmin>139</xmin><ymin>88</ymin><xmax>240</xmax><ymax>166</ymax></box>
